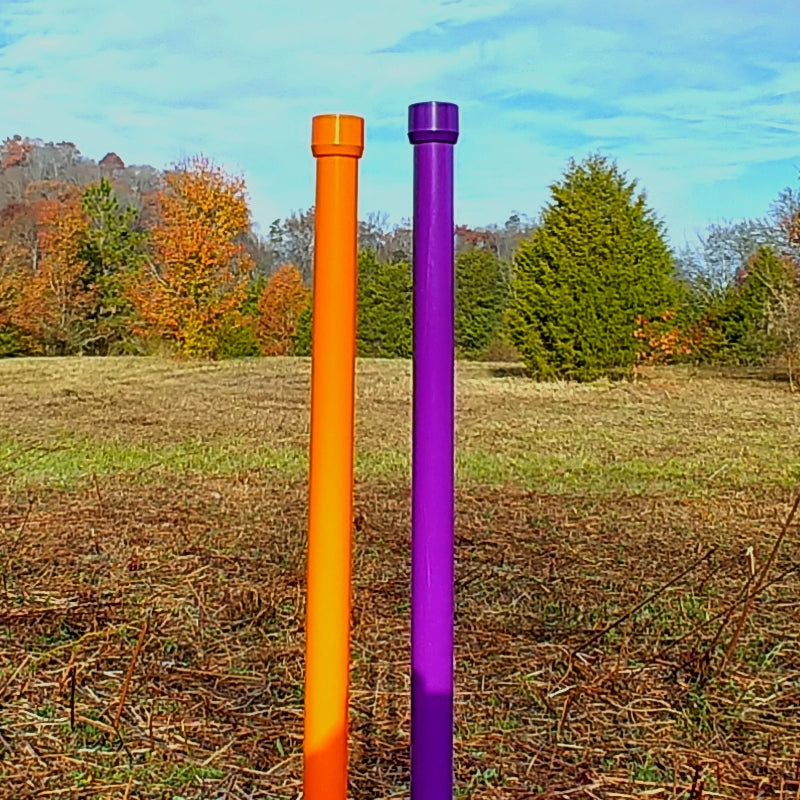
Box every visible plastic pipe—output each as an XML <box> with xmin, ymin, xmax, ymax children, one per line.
<box><xmin>408</xmin><ymin>100</ymin><xmax>459</xmax><ymax>800</ymax></box>
<box><xmin>304</xmin><ymin>113</ymin><xmax>364</xmax><ymax>800</ymax></box>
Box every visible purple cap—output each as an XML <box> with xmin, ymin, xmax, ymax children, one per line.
<box><xmin>408</xmin><ymin>101</ymin><xmax>459</xmax><ymax>145</ymax></box>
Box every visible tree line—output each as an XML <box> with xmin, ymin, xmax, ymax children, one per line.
<box><xmin>0</xmin><ymin>135</ymin><xmax>798</xmax><ymax>383</ymax></box>
<box><xmin>0</xmin><ymin>138</ymin><xmax>525</xmax><ymax>361</ymax></box>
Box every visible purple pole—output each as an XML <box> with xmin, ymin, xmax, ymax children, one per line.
<box><xmin>408</xmin><ymin>100</ymin><xmax>459</xmax><ymax>800</ymax></box>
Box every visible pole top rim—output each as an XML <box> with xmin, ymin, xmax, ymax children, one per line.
<box><xmin>312</xmin><ymin>114</ymin><xmax>365</xmax><ymax>158</ymax></box>
<box><xmin>408</xmin><ymin>101</ymin><xmax>459</xmax><ymax>145</ymax></box>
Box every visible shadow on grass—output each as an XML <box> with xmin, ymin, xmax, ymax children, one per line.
<box><xmin>486</xmin><ymin>361</ymin><xmax>798</xmax><ymax>386</ymax></box>
<box><xmin>486</xmin><ymin>363</ymin><xmax>529</xmax><ymax>379</ymax></box>
<box><xmin>696</xmin><ymin>365</ymin><xmax>794</xmax><ymax>383</ymax></box>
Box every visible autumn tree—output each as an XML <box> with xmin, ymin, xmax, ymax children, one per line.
<box><xmin>8</xmin><ymin>185</ymin><xmax>97</xmax><ymax>354</ymax></box>
<box><xmin>632</xmin><ymin>310</ymin><xmax>703</xmax><ymax>366</ymax></box>
<box><xmin>771</xmin><ymin>184</ymin><xmax>800</xmax><ymax>253</ymax></box>
<box><xmin>126</xmin><ymin>156</ymin><xmax>254</xmax><ymax>358</ymax></box>
<box><xmin>0</xmin><ymin>224</ymin><xmax>28</xmax><ymax>355</ymax></box>
<box><xmin>760</xmin><ymin>252</ymin><xmax>800</xmax><ymax>389</ymax></box>
<box><xmin>768</xmin><ymin>181</ymin><xmax>800</xmax><ymax>385</ymax></box>
<box><xmin>240</xmin><ymin>230</ymin><xmax>277</xmax><ymax>278</ymax></box>
<box><xmin>0</xmin><ymin>201</ymin><xmax>39</xmax><ymax>275</ymax></box>
<box><xmin>255</xmin><ymin>264</ymin><xmax>310</xmax><ymax>355</ymax></box>
<box><xmin>455</xmin><ymin>214</ymin><xmax>536</xmax><ymax>261</ymax></box>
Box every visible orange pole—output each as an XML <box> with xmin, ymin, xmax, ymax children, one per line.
<box><xmin>304</xmin><ymin>113</ymin><xmax>364</xmax><ymax>800</ymax></box>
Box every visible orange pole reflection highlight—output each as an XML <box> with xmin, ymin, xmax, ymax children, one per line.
<box><xmin>304</xmin><ymin>113</ymin><xmax>364</xmax><ymax>800</ymax></box>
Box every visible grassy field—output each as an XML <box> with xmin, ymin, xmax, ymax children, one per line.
<box><xmin>0</xmin><ymin>356</ymin><xmax>799</xmax><ymax>798</ymax></box>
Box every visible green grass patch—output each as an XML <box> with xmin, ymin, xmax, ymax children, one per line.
<box><xmin>2</xmin><ymin>430</ymin><xmax>800</xmax><ymax>496</ymax></box>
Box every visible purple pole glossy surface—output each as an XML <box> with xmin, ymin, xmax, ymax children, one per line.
<box><xmin>408</xmin><ymin>100</ymin><xmax>459</xmax><ymax>800</ymax></box>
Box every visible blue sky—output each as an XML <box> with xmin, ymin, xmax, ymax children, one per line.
<box><xmin>1</xmin><ymin>0</ymin><xmax>799</xmax><ymax>247</ymax></box>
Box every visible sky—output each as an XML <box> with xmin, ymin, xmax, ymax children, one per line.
<box><xmin>1</xmin><ymin>0</ymin><xmax>799</xmax><ymax>248</ymax></box>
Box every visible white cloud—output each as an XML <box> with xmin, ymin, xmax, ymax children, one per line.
<box><xmin>0</xmin><ymin>0</ymin><xmax>798</xmax><ymax>243</ymax></box>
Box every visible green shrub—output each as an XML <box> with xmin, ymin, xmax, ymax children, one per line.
<box><xmin>215</xmin><ymin>275</ymin><xmax>265</xmax><ymax>359</ymax></box>
<box><xmin>293</xmin><ymin>303</ymin><xmax>312</xmax><ymax>357</ymax></box>
<box><xmin>0</xmin><ymin>324</ymin><xmax>30</xmax><ymax>357</ymax></box>
<box><xmin>214</xmin><ymin>315</ymin><xmax>261</xmax><ymax>359</ymax></box>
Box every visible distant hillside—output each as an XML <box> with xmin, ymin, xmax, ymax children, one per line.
<box><xmin>0</xmin><ymin>135</ymin><xmax>164</xmax><ymax>212</ymax></box>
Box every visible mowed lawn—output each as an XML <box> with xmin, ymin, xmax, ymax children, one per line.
<box><xmin>0</xmin><ymin>357</ymin><xmax>799</xmax><ymax>799</ymax></box>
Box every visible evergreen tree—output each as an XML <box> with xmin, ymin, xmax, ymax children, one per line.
<box><xmin>80</xmin><ymin>178</ymin><xmax>147</xmax><ymax>353</ymax></box>
<box><xmin>709</xmin><ymin>246</ymin><xmax>793</xmax><ymax>365</ymax></box>
<box><xmin>293</xmin><ymin>302</ymin><xmax>312</xmax><ymax>357</ymax></box>
<box><xmin>356</xmin><ymin>250</ymin><xmax>412</xmax><ymax>358</ymax></box>
<box><xmin>506</xmin><ymin>154</ymin><xmax>680</xmax><ymax>381</ymax></box>
<box><xmin>214</xmin><ymin>274</ymin><xmax>266</xmax><ymax>358</ymax></box>
<box><xmin>293</xmin><ymin>250</ymin><xmax>412</xmax><ymax>358</ymax></box>
<box><xmin>455</xmin><ymin>248</ymin><xmax>510</xmax><ymax>359</ymax></box>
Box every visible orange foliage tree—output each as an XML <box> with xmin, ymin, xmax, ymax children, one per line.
<box><xmin>0</xmin><ymin>233</ymin><xmax>23</xmax><ymax>352</ymax></box>
<box><xmin>126</xmin><ymin>156</ymin><xmax>254</xmax><ymax>357</ymax></box>
<box><xmin>255</xmin><ymin>264</ymin><xmax>310</xmax><ymax>355</ymax></box>
<box><xmin>1</xmin><ymin>200</ymin><xmax>43</xmax><ymax>353</ymax></box>
<box><xmin>3</xmin><ymin>186</ymin><xmax>97</xmax><ymax>354</ymax></box>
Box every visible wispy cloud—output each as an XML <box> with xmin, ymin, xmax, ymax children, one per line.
<box><xmin>0</xmin><ymin>0</ymin><xmax>798</xmax><ymax>245</ymax></box>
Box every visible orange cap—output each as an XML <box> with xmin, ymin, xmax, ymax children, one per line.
<box><xmin>311</xmin><ymin>114</ymin><xmax>364</xmax><ymax>158</ymax></box>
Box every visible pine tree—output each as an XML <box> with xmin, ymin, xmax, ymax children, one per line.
<box><xmin>356</xmin><ymin>251</ymin><xmax>412</xmax><ymax>358</ymax></box>
<box><xmin>293</xmin><ymin>250</ymin><xmax>412</xmax><ymax>358</ymax></box>
<box><xmin>455</xmin><ymin>248</ymin><xmax>510</xmax><ymax>359</ymax></box>
<box><xmin>80</xmin><ymin>178</ymin><xmax>147</xmax><ymax>353</ymax></box>
<box><xmin>506</xmin><ymin>154</ymin><xmax>680</xmax><ymax>381</ymax></box>
<box><xmin>710</xmin><ymin>246</ymin><xmax>795</xmax><ymax>366</ymax></box>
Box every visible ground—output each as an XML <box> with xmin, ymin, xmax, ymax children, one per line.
<box><xmin>0</xmin><ymin>356</ymin><xmax>799</xmax><ymax>799</ymax></box>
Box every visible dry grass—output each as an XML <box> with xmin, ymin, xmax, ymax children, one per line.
<box><xmin>0</xmin><ymin>357</ymin><xmax>799</xmax><ymax>798</ymax></box>
<box><xmin>0</xmin><ymin>358</ymin><xmax>799</xmax><ymax>495</ymax></box>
